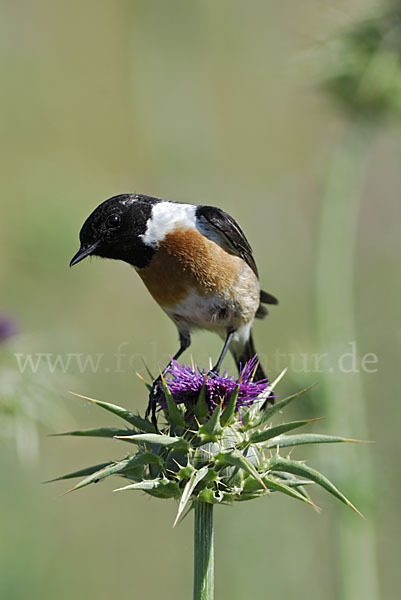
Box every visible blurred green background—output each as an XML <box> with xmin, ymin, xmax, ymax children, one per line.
<box><xmin>1</xmin><ymin>1</ymin><xmax>399</xmax><ymax>598</ymax></box>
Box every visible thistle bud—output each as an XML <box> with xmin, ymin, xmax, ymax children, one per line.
<box><xmin>50</xmin><ymin>358</ymin><xmax>362</xmax><ymax>523</ymax></box>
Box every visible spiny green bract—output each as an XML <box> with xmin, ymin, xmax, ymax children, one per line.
<box><xmin>49</xmin><ymin>369</ymin><xmax>363</xmax><ymax>525</ymax></box>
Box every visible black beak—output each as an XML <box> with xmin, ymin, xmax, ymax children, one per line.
<box><xmin>69</xmin><ymin>242</ymin><xmax>100</xmax><ymax>267</ymax></box>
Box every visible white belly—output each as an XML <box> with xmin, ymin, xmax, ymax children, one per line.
<box><xmin>163</xmin><ymin>277</ymin><xmax>259</xmax><ymax>334</ymax></box>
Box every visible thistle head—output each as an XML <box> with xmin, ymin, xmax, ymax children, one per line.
<box><xmin>154</xmin><ymin>356</ymin><xmax>272</xmax><ymax>426</ymax></box>
<box><xmin>50</xmin><ymin>358</ymin><xmax>362</xmax><ymax>523</ymax></box>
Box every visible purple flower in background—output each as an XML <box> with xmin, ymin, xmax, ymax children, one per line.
<box><xmin>158</xmin><ymin>356</ymin><xmax>272</xmax><ymax>413</ymax></box>
<box><xmin>0</xmin><ymin>315</ymin><xmax>17</xmax><ymax>343</ymax></box>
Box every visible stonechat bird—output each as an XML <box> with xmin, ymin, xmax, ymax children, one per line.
<box><xmin>70</xmin><ymin>194</ymin><xmax>277</xmax><ymax>398</ymax></box>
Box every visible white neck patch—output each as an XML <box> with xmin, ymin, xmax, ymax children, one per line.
<box><xmin>140</xmin><ymin>201</ymin><xmax>197</xmax><ymax>246</ymax></box>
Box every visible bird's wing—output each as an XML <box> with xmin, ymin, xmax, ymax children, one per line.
<box><xmin>196</xmin><ymin>205</ymin><xmax>259</xmax><ymax>277</ymax></box>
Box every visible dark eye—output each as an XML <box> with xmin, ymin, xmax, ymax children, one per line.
<box><xmin>107</xmin><ymin>214</ymin><xmax>121</xmax><ymax>227</ymax></box>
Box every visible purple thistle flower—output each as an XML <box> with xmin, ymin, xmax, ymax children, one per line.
<box><xmin>158</xmin><ymin>355</ymin><xmax>272</xmax><ymax>413</ymax></box>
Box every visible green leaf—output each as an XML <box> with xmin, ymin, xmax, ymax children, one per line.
<box><xmin>242</xmin><ymin>476</ymin><xmax>265</xmax><ymax>494</ymax></box>
<box><xmin>269</xmin><ymin>456</ymin><xmax>363</xmax><ymax>517</ymax></box>
<box><xmin>69</xmin><ymin>392</ymin><xmax>155</xmax><ymax>433</ymax></box>
<box><xmin>271</xmin><ymin>471</ymin><xmax>313</xmax><ymax>500</ymax></box>
<box><xmin>199</xmin><ymin>403</ymin><xmax>223</xmax><ymax>439</ymax></box>
<box><xmin>115</xmin><ymin>478</ymin><xmax>180</xmax><ymax>499</ymax></box>
<box><xmin>160</xmin><ymin>374</ymin><xmax>186</xmax><ymax>427</ymax></box>
<box><xmin>114</xmin><ymin>479</ymin><xmax>164</xmax><ymax>491</ymax></box>
<box><xmin>173</xmin><ymin>466</ymin><xmax>209</xmax><ymax>527</ymax></box>
<box><xmin>177</xmin><ymin>464</ymin><xmax>196</xmax><ymax>481</ymax></box>
<box><xmin>66</xmin><ymin>458</ymin><xmax>136</xmax><ymax>492</ymax></box>
<box><xmin>220</xmin><ymin>383</ymin><xmax>240</xmax><ymax>427</ymax></box>
<box><xmin>265</xmin><ymin>433</ymin><xmax>359</xmax><ymax>449</ymax></box>
<box><xmin>115</xmin><ymin>432</ymin><xmax>189</xmax><ymax>450</ymax></box>
<box><xmin>244</xmin><ymin>368</ymin><xmax>287</xmax><ymax>426</ymax></box>
<box><xmin>44</xmin><ymin>462</ymin><xmax>113</xmax><ymax>483</ymax></box>
<box><xmin>271</xmin><ymin>471</ymin><xmax>314</xmax><ymax>487</ymax></box>
<box><xmin>51</xmin><ymin>427</ymin><xmax>135</xmax><ymax>440</ymax></box>
<box><xmin>241</xmin><ymin>472</ymin><xmax>315</xmax><ymax>506</ymax></box>
<box><xmin>148</xmin><ymin>481</ymin><xmax>182</xmax><ymax>498</ymax></box>
<box><xmin>262</xmin><ymin>476</ymin><xmax>317</xmax><ymax>508</ymax></box>
<box><xmin>128</xmin><ymin>452</ymin><xmax>163</xmax><ymax>468</ymax></box>
<box><xmin>197</xmin><ymin>488</ymin><xmax>224</xmax><ymax>504</ymax></box>
<box><xmin>66</xmin><ymin>452</ymin><xmax>162</xmax><ymax>492</ymax></box>
<box><xmin>216</xmin><ymin>451</ymin><xmax>266</xmax><ymax>490</ymax></box>
<box><xmin>235</xmin><ymin>492</ymin><xmax>265</xmax><ymax>502</ymax></box>
<box><xmin>193</xmin><ymin>377</ymin><xmax>209</xmax><ymax>420</ymax></box>
<box><xmin>254</xmin><ymin>385</ymin><xmax>315</xmax><ymax>427</ymax></box>
<box><xmin>248</xmin><ymin>419</ymin><xmax>319</xmax><ymax>444</ymax></box>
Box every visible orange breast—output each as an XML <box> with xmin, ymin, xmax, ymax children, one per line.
<box><xmin>136</xmin><ymin>228</ymin><xmax>243</xmax><ymax>308</ymax></box>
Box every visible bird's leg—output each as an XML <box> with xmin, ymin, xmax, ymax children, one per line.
<box><xmin>212</xmin><ymin>329</ymin><xmax>235</xmax><ymax>375</ymax></box>
<box><xmin>146</xmin><ymin>331</ymin><xmax>191</xmax><ymax>430</ymax></box>
<box><xmin>168</xmin><ymin>331</ymin><xmax>191</xmax><ymax>369</ymax></box>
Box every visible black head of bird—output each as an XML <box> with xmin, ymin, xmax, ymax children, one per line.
<box><xmin>69</xmin><ymin>194</ymin><xmax>159</xmax><ymax>269</ymax></box>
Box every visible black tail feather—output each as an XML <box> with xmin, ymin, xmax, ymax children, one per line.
<box><xmin>260</xmin><ymin>290</ymin><xmax>278</xmax><ymax>305</ymax></box>
<box><xmin>255</xmin><ymin>304</ymin><xmax>268</xmax><ymax>319</ymax></box>
<box><xmin>232</xmin><ymin>333</ymin><xmax>274</xmax><ymax>406</ymax></box>
<box><xmin>256</xmin><ymin>290</ymin><xmax>278</xmax><ymax>320</ymax></box>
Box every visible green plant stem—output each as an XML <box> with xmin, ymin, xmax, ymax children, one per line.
<box><xmin>193</xmin><ymin>502</ymin><xmax>214</xmax><ymax>600</ymax></box>
<box><xmin>316</xmin><ymin>120</ymin><xmax>379</xmax><ymax>600</ymax></box>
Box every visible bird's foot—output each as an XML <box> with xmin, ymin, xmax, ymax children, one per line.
<box><xmin>208</xmin><ymin>366</ymin><xmax>220</xmax><ymax>378</ymax></box>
